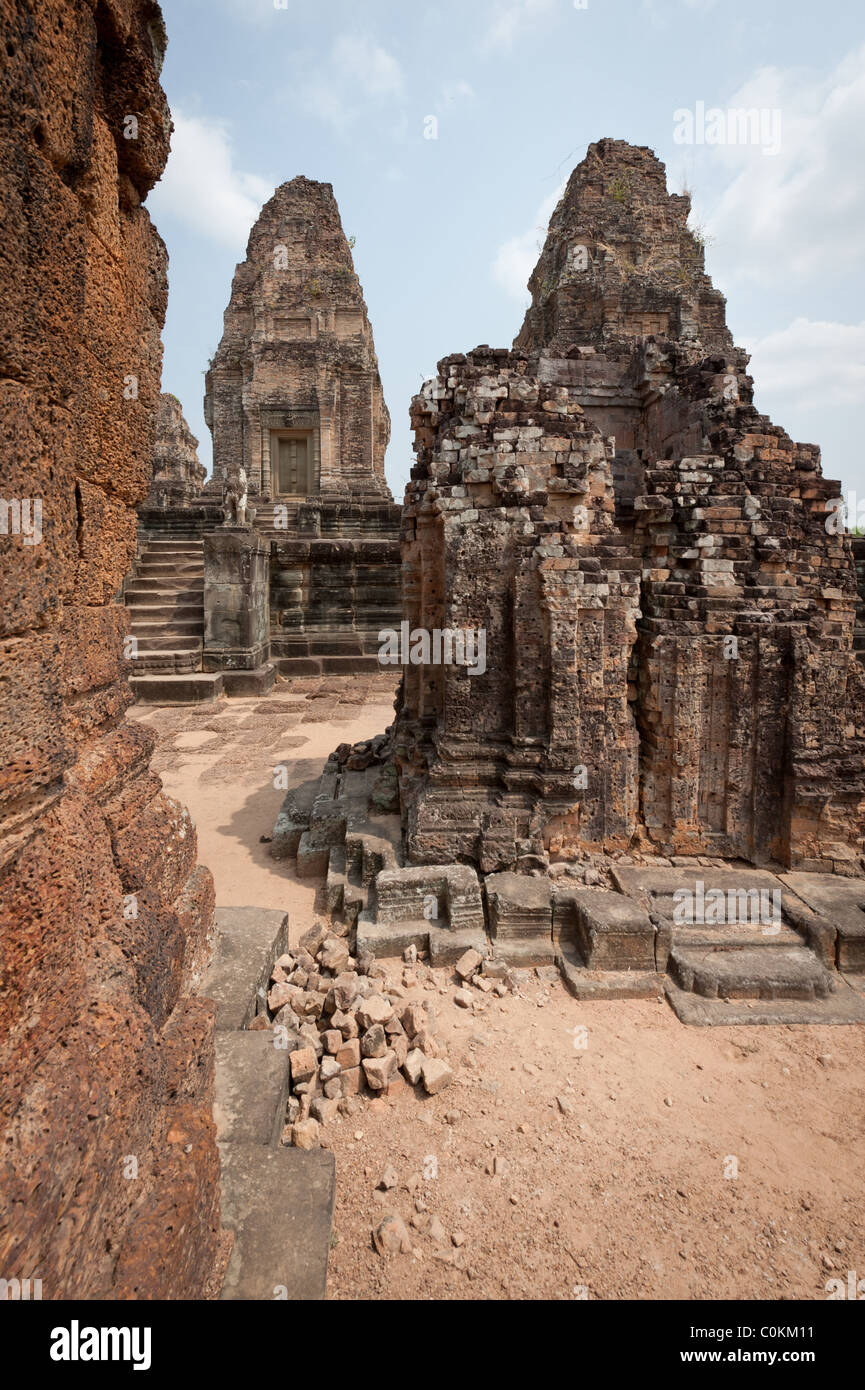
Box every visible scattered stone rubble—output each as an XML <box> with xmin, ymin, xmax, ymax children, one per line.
<box><xmin>256</xmin><ymin>922</ymin><xmax>521</xmax><ymax>1147</ymax></box>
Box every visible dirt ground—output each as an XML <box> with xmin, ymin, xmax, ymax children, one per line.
<box><xmin>131</xmin><ymin>677</ymin><xmax>865</xmax><ymax>1302</ymax></box>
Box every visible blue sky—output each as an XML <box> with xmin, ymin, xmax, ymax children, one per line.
<box><xmin>148</xmin><ymin>0</ymin><xmax>865</xmax><ymax>507</ymax></box>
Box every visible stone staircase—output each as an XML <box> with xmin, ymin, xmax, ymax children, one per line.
<box><xmin>126</xmin><ymin>538</ymin><xmax>205</xmax><ymax>676</ymax></box>
<box><xmin>254</xmin><ymin>500</ymin><xmax>300</xmax><ymax>537</ymax></box>
<box><xmin>664</xmin><ymin>927</ymin><xmax>851</xmax><ymax>1025</ymax></box>
<box><xmin>606</xmin><ymin>865</ymin><xmax>865</xmax><ymax>1026</ymax></box>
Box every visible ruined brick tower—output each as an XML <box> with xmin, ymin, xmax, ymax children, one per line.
<box><xmin>145</xmin><ymin>392</ymin><xmax>207</xmax><ymax>509</ymax></box>
<box><xmin>397</xmin><ymin>139</ymin><xmax>865</xmax><ymax>874</ymax></box>
<box><xmin>204</xmin><ymin>177</ymin><xmax>392</xmax><ymax>504</ymax></box>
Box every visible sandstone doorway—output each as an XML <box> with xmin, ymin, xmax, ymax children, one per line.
<box><xmin>273</xmin><ymin>430</ymin><xmax>313</xmax><ymax>496</ymax></box>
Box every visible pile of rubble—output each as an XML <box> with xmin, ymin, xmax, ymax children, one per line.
<box><xmin>255</xmin><ymin>922</ymin><xmax>490</xmax><ymax>1148</ymax></box>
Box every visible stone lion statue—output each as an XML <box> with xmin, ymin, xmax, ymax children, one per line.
<box><xmin>222</xmin><ymin>463</ymin><xmax>256</xmax><ymax>526</ymax></box>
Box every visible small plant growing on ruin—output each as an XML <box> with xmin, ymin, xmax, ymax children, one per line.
<box><xmin>309</xmin><ymin>278</ymin><xmax>322</xmax><ymax>297</ymax></box>
<box><xmin>688</xmin><ymin>220</ymin><xmax>712</xmax><ymax>251</ymax></box>
<box><xmin>610</xmin><ymin>175</ymin><xmax>630</xmax><ymax>203</ymax></box>
<box><xmin>347</xmin><ymin>235</ymin><xmax>356</xmax><ymax>249</ymax></box>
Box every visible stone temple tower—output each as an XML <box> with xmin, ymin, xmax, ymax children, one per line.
<box><xmin>204</xmin><ymin>177</ymin><xmax>392</xmax><ymax>504</ymax></box>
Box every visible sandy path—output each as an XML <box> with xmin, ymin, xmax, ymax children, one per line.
<box><xmin>130</xmin><ymin>675</ymin><xmax>397</xmax><ymax>939</ymax></box>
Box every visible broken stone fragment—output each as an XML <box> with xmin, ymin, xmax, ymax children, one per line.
<box><xmin>298</xmin><ymin>991</ymin><xmax>324</xmax><ymax>1020</ymax></box>
<box><xmin>330</xmin><ymin>971</ymin><xmax>360</xmax><ymax>1012</ymax></box>
<box><xmin>455</xmin><ymin>948</ymin><xmax>483</xmax><ymax>981</ymax></box>
<box><xmin>336</xmin><ymin>1038</ymin><xmax>361</xmax><ymax>1070</ymax></box>
<box><xmin>402</xmin><ymin>1048</ymin><xmax>425</xmax><ymax>1085</ymax></box>
<box><xmin>320</xmin><ymin>1057</ymin><xmax>342</xmax><ymax>1083</ymax></box>
<box><xmin>454</xmin><ymin>988</ymin><xmax>474</xmax><ymax>1009</ymax></box>
<box><xmin>356</xmin><ymin>994</ymin><xmax>394</xmax><ymax>1030</ymax></box>
<box><xmin>421</xmin><ymin>1058</ymin><xmax>454</xmax><ymax>1095</ymax></box>
<box><xmin>373</xmin><ymin>1214</ymin><xmax>412</xmax><ymax>1257</ymax></box>
<box><xmin>361</xmin><ymin>1023</ymin><xmax>388</xmax><ymax>1059</ymax></box>
<box><xmin>399</xmin><ymin>1002</ymin><xmax>427</xmax><ymax>1038</ymax></box>
<box><xmin>299</xmin><ymin>922</ymin><xmax>329</xmax><ymax>955</ymax></box>
<box><xmin>299</xmin><ymin>1024</ymin><xmax>324</xmax><ymax>1057</ymax></box>
<box><xmin>377</xmin><ymin>1165</ymin><xmax>398</xmax><ymax>1190</ymax></box>
<box><xmin>356</xmin><ymin>948</ymin><xmax>375</xmax><ymax>975</ymax></box>
<box><xmin>413</xmin><ymin>1027</ymin><xmax>439</xmax><ymax>1058</ymax></box>
<box><xmin>318</xmin><ymin>936</ymin><xmax>350</xmax><ymax>974</ymax></box>
<box><xmin>339</xmin><ymin>1066</ymin><xmax>365</xmax><ymax>1095</ymax></box>
<box><xmin>290</xmin><ymin>1117</ymin><xmax>320</xmax><ymax>1150</ymax></box>
<box><xmin>310</xmin><ymin>1097</ymin><xmax>339</xmax><ymax>1125</ymax></box>
<box><xmin>273</xmin><ymin>1004</ymin><xmax>302</xmax><ymax>1031</ymax></box>
<box><xmin>267</xmin><ymin>982</ymin><xmax>297</xmax><ymax>1011</ymax></box>
<box><xmin>428</xmin><ymin>1215</ymin><xmax>448</xmax><ymax>1246</ymax></box>
<box><xmin>289</xmin><ymin>1047</ymin><xmax>317</xmax><ymax>1085</ymax></box>
<box><xmin>362</xmin><ymin>1050</ymin><xmax>398</xmax><ymax>1090</ymax></box>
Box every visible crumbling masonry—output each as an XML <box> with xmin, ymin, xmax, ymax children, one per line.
<box><xmin>280</xmin><ymin>141</ymin><xmax>865</xmax><ymax>1021</ymax></box>
<box><xmin>0</xmin><ymin>0</ymin><xmax>222</xmax><ymax>1297</ymax></box>
<box><xmin>397</xmin><ymin>140</ymin><xmax>865</xmax><ymax>874</ymax></box>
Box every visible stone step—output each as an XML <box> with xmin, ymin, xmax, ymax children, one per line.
<box><xmin>218</xmin><ymin>1143</ymin><xmax>334</xmax><ymax>1301</ymax></box>
<box><xmin>201</xmin><ymin>906</ymin><xmax>289</xmax><ymax>1031</ymax></box>
<box><xmin>556</xmin><ymin>942</ymin><xmax>662</xmax><ymax>1000</ymax></box>
<box><xmin>671</xmin><ymin>921</ymin><xmax>803</xmax><ymax>949</ymax></box>
<box><xmin>137</xmin><ymin>560</ymin><xmax>204</xmax><ymax>576</ymax></box>
<box><xmin>214</xmin><ymin>1032</ymin><xmax>292</xmax><ymax>1147</ymax></box>
<box><xmin>126</xmin><ymin>578</ymin><xmax>204</xmax><ymax>594</ymax></box>
<box><xmin>665</xmin><ymin>979</ymin><xmax>865</xmax><ymax>1026</ymax></box>
<box><xmin>128</xmin><ymin>619</ymin><xmax>204</xmax><ymax>638</ymax></box>
<box><xmin>274</xmin><ymin>654</ymin><xmax>384</xmax><ymax>677</ymax></box>
<box><xmin>142</xmin><ymin>538</ymin><xmax>204</xmax><ymax>549</ymax></box>
<box><xmin>132</xmin><ymin>635</ymin><xmax>203</xmax><ymax>654</ymax></box>
<box><xmin>131</xmin><ymin>648</ymin><xmax>202</xmax><ymax>674</ymax></box>
<box><xmin>130</xmin><ymin>671</ymin><xmax>223</xmax><ymax>703</ymax></box>
<box><xmin>125</xmin><ymin>596</ymin><xmax>203</xmax><ymax>616</ymax></box>
<box><xmin>668</xmin><ymin>943</ymin><xmax>835</xmax><ymax>1001</ymax></box>
<box><xmin>125</xmin><ymin>583</ymin><xmax>204</xmax><ymax>600</ymax></box>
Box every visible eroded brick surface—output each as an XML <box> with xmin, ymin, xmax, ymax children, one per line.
<box><xmin>395</xmin><ymin>140</ymin><xmax>865</xmax><ymax>874</ymax></box>
<box><xmin>0</xmin><ymin>0</ymin><xmax>221</xmax><ymax>1298</ymax></box>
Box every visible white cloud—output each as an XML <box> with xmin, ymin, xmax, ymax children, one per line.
<box><xmin>147</xmin><ymin>111</ymin><xmax>271</xmax><ymax>248</ymax></box>
<box><xmin>300</xmin><ymin>35</ymin><xmax>405</xmax><ymax>133</ymax></box>
<box><xmin>484</xmin><ymin>0</ymin><xmax>559</xmax><ymax>50</ymax></box>
<box><xmin>746</xmin><ymin>317</ymin><xmax>865</xmax><ymax>412</ymax></box>
<box><xmin>492</xmin><ymin>182</ymin><xmax>565</xmax><ymax>303</ymax></box>
<box><xmin>701</xmin><ymin>44</ymin><xmax>865</xmax><ymax>285</ymax></box>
